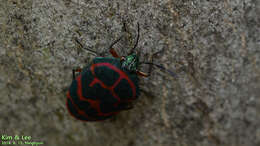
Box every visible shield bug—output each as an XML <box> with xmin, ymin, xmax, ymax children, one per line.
<box><xmin>66</xmin><ymin>23</ymin><xmax>176</xmax><ymax>121</ymax></box>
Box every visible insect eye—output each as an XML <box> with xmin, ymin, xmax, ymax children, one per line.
<box><xmin>120</xmin><ymin>56</ymin><xmax>126</xmax><ymax>62</ymax></box>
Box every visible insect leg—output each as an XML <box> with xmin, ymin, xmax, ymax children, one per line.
<box><xmin>136</xmin><ymin>50</ymin><xmax>159</xmax><ymax>77</ymax></box>
<box><xmin>108</xmin><ymin>36</ymin><xmax>123</xmax><ymax>58</ymax></box>
<box><xmin>149</xmin><ymin>48</ymin><xmax>164</xmax><ymax>75</ymax></box>
<box><xmin>72</xmin><ymin>68</ymin><xmax>82</xmax><ymax>80</ymax></box>
<box><xmin>117</xmin><ymin>102</ymin><xmax>134</xmax><ymax>111</ymax></box>
<box><xmin>74</xmin><ymin>38</ymin><xmax>99</xmax><ymax>56</ymax></box>
<box><xmin>136</xmin><ymin>71</ymin><xmax>150</xmax><ymax>77</ymax></box>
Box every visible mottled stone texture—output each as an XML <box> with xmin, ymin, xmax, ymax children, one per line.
<box><xmin>0</xmin><ymin>0</ymin><xmax>259</xmax><ymax>146</ymax></box>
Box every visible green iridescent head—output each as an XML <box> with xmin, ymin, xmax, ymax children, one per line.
<box><xmin>121</xmin><ymin>53</ymin><xmax>139</xmax><ymax>72</ymax></box>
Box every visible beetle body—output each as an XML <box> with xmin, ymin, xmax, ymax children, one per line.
<box><xmin>66</xmin><ymin>23</ymin><xmax>176</xmax><ymax>121</ymax></box>
<box><xmin>67</xmin><ymin>57</ymin><xmax>140</xmax><ymax>121</ymax></box>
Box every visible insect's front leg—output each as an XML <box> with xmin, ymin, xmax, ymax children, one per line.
<box><xmin>136</xmin><ymin>71</ymin><xmax>150</xmax><ymax>77</ymax></box>
<box><xmin>108</xmin><ymin>36</ymin><xmax>123</xmax><ymax>58</ymax></box>
<box><xmin>136</xmin><ymin>52</ymin><xmax>156</xmax><ymax>77</ymax></box>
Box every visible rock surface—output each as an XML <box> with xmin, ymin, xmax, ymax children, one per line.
<box><xmin>0</xmin><ymin>0</ymin><xmax>259</xmax><ymax>146</ymax></box>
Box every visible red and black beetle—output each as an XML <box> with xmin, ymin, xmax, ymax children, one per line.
<box><xmin>66</xmin><ymin>23</ymin><xmax>176</xmax><ymax>121</ymax></box>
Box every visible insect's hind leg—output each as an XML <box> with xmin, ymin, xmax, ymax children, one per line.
<box><xmin>117</xmin><ymin>102</ymin><xmax>134</xmax><ymax>111</ymax></box>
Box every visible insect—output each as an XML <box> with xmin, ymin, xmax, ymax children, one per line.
<box><xmin>66</xmin><ymin>23</ymin><xmax>176</xmax><ymax>121</ymax></box>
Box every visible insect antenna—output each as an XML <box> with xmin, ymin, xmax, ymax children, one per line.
<box><xmin>129</xmin><ymin>23</ymin><xmax>140</xmax><ymax>55</ymax></box>
<box><xmin>140</xmin><ymin>62</ymin><xmax>177</xmax><ymax>78</ymax></box>
<box><xmin>107</xmin><ymin>35</ymin><xmax>123</xmax><ymax>51</ymax></box>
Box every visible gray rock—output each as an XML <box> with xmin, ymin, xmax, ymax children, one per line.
<box><xmin>0</xmin><ymin>0</ymin><xmax>259</xmax><ymax>146</ymax></box>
